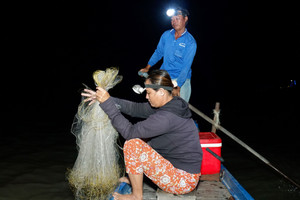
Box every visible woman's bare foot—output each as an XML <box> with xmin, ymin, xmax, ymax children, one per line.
<box><xmin>113</xmin><ymin>192</ymin><xmax>142</xmax><ymax>200</ymax></box>
<box><xmin>119</xmin><ymin>176</ymin><xmax>131</xmax><ymax>185</ymax></box>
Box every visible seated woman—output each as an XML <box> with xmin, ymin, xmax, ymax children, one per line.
<box><xmin>82</xmin><ymin>70</ymin><xmax>203</xmax><ymax>200</ymax></box>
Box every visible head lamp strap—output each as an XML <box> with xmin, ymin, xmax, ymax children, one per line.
<box><xmin>145</xmin><ymin>84</ymin><xmax>173</xmax><ymax>91</ymax></box>
<box><xmin>175</xmin><ymin>8</ymin><xmax>189</xmax><ymax>17</ymax></box>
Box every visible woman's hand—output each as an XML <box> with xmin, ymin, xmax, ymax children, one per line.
<box><xmin>95</xmin><ymin>87</ymin><xmax>110</xmax><ymax>103</ymax></box>
<box><xmin>81</xmin><ymin>89</ymin><xmax>97</xmax><ymax>105</ymax></box>
<box><xmin>81</xmin><ymin>87</ymin><xmax>110</xmax><ymax>105</ymax></box>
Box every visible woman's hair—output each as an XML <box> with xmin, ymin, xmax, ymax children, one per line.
<box><xmin>146</xmin><ymin>70</ymin><xmax>174</xmax><ymax>94</ymax></box>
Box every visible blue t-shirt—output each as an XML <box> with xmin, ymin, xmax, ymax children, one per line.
<box><xmin>148</xmin><ymin>29</ymin><xmax>197</xmax><ymax>87</ymax></box>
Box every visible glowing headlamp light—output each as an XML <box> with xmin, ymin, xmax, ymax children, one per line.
<box><xmin>166</xmin><ymin>8</ymin><xmax>176</xmax><ymax>17</ymax></box>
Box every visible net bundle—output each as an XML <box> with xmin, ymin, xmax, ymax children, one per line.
<box><xmin>68</xmin><ymin>67</ymin><xmax>123</xmax><ymax>200</ymax></box>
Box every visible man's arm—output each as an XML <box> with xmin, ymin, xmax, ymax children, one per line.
<box><xmin>144</xmin><ymin>32</ymin><xmax>167</xmax><ymax>69</ymax></box>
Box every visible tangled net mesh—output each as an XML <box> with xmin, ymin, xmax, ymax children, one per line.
<box><xmin>67</xmin><ymin>67</ymin><xmax>123</xmax><ymax>200</ymax></box>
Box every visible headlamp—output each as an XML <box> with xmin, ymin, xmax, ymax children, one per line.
<box><xmin>166</xmin><ymin>8</ymin><xmax>189</xmax><ymax>17</ymax></box>
<box><xmin>132</xmin><ymin>85</ymin><xmax>145</xmax><ymax>94</ymax></box>
<box><xmin>132</xmin><ymin>84</ymin><xmax>173</xmax><ymax>94</ymax></box>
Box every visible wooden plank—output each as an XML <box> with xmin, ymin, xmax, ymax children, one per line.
<box><xmin>196</xmin><ymin>180</ymin><xmax>232</xmax><ymax>200</ymax></box>
<box><xmin>156</xmin><ymin>189</ymin><xmax>196</xmax><ymax>200</ymax></box>
<box><xmin>142</xmin><ymin>180</ymin><xmax>232</xmax><ymax>200</ymax></box>
<box><xmin>143</xmin><ymin>182</ymin><xmax>156</xmax><ymax>200</ymax></box>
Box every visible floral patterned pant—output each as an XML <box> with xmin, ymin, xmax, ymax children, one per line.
<box><xmin>123</xmin><ymin>138</ymin><xmax>200</xmax><ymax>195</ymax></box>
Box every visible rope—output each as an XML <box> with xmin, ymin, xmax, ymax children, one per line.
<box><xmin>213</xmin><ymin>109</ymin><xmax>220</xmax><ymax>129</ymax></box>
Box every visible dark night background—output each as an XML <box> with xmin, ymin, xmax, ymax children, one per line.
<box><xmin>2</xmin><ymin>0</ymin><xmax>299</xmax><ymax>199</ymax></box>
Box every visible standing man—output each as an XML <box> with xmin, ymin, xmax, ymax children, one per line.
<box><xmin>139</xmin><ymin>8</ymin><xmax>197</xmax><ymax>102</ymax></box>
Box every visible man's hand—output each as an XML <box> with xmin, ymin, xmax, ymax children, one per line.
<box><xmin>138</xmin><ymin>64</ymin><xmax>151</xmax><ymax>76</ymax></box>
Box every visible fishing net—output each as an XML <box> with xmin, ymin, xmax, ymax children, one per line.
<box><xmin>68</xmin><ymin>67</ymin><xmax>123</xmax><ymax>200</ymax></box>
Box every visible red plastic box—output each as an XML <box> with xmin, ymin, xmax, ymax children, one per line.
<box><xmin>199</xmin><ymin>132</ymin><xmax>222</xmax><ymax>175</ymax></box>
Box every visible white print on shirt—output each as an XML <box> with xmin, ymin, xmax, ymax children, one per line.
<box><xmin>179</xmin><ymin>43</ymin><xmax>186</xmax><ymax>47</ymax></box>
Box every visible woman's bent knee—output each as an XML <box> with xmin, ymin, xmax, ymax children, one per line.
<box><xmin>124</xmin><ymin>138</ymin><xmax>143</xmax><ymax>151</ymax></box>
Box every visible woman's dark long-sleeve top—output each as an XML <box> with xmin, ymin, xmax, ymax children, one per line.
<box><xmin>100</xmin><ymin>96</ymin><xmax>203</xmax><ymax>174</ymax></box>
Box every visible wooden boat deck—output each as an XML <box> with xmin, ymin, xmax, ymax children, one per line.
<box><xmin>196</xmin><ymin>180</ymin><xmax>232</xmax><ymax>200</ymax></box>
<box><xmin>142</xmin><ymin>174</ymin><xmax>232</xmax><ymax>200</ymax></box>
